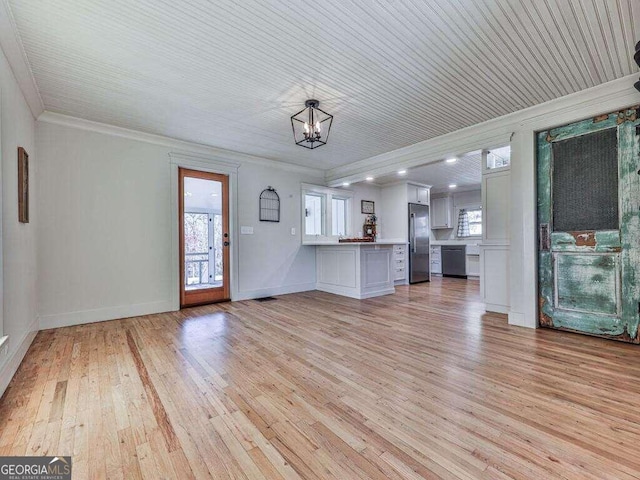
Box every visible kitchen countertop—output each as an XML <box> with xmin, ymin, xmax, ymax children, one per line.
<box><xmin>431</xmin><ymin>240</ymin><xmax>480</xmax><ymax>246</ymax></box>
<box><xmin>431</xmin><ymin>241</ymin><xmax>480</xmax><ymax>255</ymax></box>
<box><xmin>303</xmin><ymin>240</ymin><xmax>408</xmax><ymax>246</ymax></box>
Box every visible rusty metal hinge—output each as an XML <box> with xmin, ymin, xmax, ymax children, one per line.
<box><xmin>539</xmin><ymin>223</ymin><xmax>550</xmax><ymax>251</ymax></box>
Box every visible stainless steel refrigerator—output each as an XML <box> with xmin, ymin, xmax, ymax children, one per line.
<box><xmin>408</xmin><ymin>203</ymin><xmax>430</xmax><ymax>283</ymax></box>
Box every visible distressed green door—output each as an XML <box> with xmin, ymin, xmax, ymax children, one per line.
<box><xmin>537</xmin><ymin>107</ymin><xmax>640</xmax><ymax>343</ymax></box>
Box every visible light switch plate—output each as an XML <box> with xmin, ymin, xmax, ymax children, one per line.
<box><xmin>241</xmin><ymin>226</ymin><xmax>254</xmax><ymax>235</ymax></box>
<box><xmin>290</xmin><ymin>227</ymin><xmax>296</xmax><ymax>235</ymax></box>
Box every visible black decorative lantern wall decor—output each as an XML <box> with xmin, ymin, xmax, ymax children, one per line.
<box><xmin>635</xmin><ymin>41</ymin><xmax>640</xmax><ymax>93</ymax></box>
<box><xmin>259</xmin><ymin>186</ymin><xmax>280</xmax><ymax>222</ymax></box>
<box><xmin>290</xmin><ymin>99</ymin><xmax>333</xmax><ymax>149</ymax></box>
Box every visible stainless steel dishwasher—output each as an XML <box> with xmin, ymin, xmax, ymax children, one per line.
<box><xmin>441</xmin><ymin>245</ymin><xmax>467</xmax><ymax>278</ymax></box>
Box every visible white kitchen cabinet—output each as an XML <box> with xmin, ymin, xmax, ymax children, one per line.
<box><xmin>466</xmin><ymin>253</ymin><xmax>480</xmax><ymax>277</ymax></box>
<box><xmin>482</xmin><ymin>170</ymin><xmax>510</xmax><ymax>244</ymax></box>
<box><xmin>316</xmin><ymin>244</ymin><xmax>396</xmax><ymax>299</ymax></box>
<box><xmin>408</xmin><ymin>184</ymin><xmax>429</xmax><ymax>205</ymax></box>
<box><xmin>393</xmin><ymin>244</ymin><xmax>407</xmax><ymax>284</ymax></box>
<box><xmin>480</xmin><ymin>148</ymin><xmax>511</xmax><ymax>314</ymax></box>
<box><xmin>431</xmin><ymin>196</ymin><xmax>452</xmax><ymax>229</ymax></box>
<box><xmin>430</xmin><ymin>245</ymin><xmax>442</xmax><ymax>275</ymax></box>
<box><xmin>480</xmin><ymin>245</ymin><xmax>509</xmax><ymax>312</ymax></box>
<box><xmin>379</xmin><ymin>182</ymin><xmax>430</xmax><ymax>241</ymax></box>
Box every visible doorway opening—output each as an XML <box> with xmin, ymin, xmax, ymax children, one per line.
<box><xmin>179</xmin><ymin>168</ymin><xmax>230</xmax><ymax>307</ymax></box>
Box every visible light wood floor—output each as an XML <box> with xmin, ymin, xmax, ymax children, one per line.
<box><xmin>1</xmin><ymin>277</ymin><xmax>640</xmax><ymax>479</ymax></box>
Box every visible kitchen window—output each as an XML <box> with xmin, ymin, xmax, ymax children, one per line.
<box><xmin>467</xmin><ymin>209</ymin><xmax>482</xmax><ymax>236</ymax></box>
<box><xmin>457</xmin><ymin>207</ymin><xmax>482</xmax><ymax>238</ymax></box>
<box><xmin>331</xmin><ymin>197</ymin><xmax>348</xmax><ymax>236</ymax></box>
<box><xmin>305</xmin><ymin>193</ymin><xmax>325</xmax><ymax>236</ymax></box>
<box><xmin>301</xmin><ymin>184</ymin><xmax>353</xmax><ymax>243</ymax></box>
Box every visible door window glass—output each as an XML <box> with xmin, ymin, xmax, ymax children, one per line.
<box><xmin>183</xmin><ymin>177</ymin><xmax>223</xmax><ymax>290</ymax></box>
<box><xmin>486</xmin><ymin>145</ymin><xmax>511</xmax><ymax>170</ymax></box>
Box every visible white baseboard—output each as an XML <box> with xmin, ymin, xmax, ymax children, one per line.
<box><xmin>508</xmin><ymin>310</ymin><xmax>537</xmax><ymax>329</ymax></box>
<box><xmin>485</xmin><ymin>303</ymin><xmax>510</xmax><ymax>315</ymax></box>
<box><xmin>234</xmin><ymin>283</ymin><xmax>316</xmax><ymax>301</ymax></box>
<box><xmin>315</xmin><ymin>284</ymin><xmax>395</xmax><ymax>300</ymax></box>
<box><xmin>40</xmin><ymin>285</ymin><xmax>318</xmax><ymax>328</ymax></box>
<box><xmin>39</xmin><ymin>300</ymin><xmax>176</xmax><ymax>330</ymax></box>
<box><xmin>359</xmin><ymin>288</ymin><xmax>395</xmax><ymax>299</ymax></box>
<box><xmin>0</xmin><ymin>317</ymin><xmax>39</xmax><ymax>397</ymax></box>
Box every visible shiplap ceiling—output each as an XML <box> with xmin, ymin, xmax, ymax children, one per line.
<box><xmin>372</xmin><ymin>150</ymin><xmax>482</xmax><ymax>193</ymax></box>
<box><xmin>8</xmin><ymin>0</ymin><xmax>640</xmax><ymax>169</ymax></box>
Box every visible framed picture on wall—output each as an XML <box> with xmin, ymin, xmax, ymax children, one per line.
<box><xmin>361</xmin><ymin>200</ymin><xmax>375</xmax><ymax>214</ymax></box>
<box><xmin>18</xmin><ymin>147</ymin><xmax>29</xmax><ymax>223</ymax></box>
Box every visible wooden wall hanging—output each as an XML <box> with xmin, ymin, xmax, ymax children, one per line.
<box><xmin>18</xmin><ymin>147</ymin><xmax>29</xmax><ymax>223</ymax></box>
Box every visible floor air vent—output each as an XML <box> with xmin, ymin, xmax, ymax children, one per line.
<box><xmin>255</xmin><ymin>296</ymin><xmax>277</xmax><ymax>302</ymax></box>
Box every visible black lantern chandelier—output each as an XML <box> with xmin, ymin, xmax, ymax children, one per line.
<box><xmin>635</xmin><ymin>41</ymin><xmax>640</xmax><ymax>92</ymax></box>
<box><xmin>290</xmin><ymin>99</ymin><xmax>333</xmax><ymax>149</ymax></box>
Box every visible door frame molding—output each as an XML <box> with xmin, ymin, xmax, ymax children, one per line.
<box><xmin>170</xmin><ymin>152</ymin><xmax>239</xmax><ymax>310</ymax></box>
<box><xmin>509</xmin><ymin>75</ymin><xmax>640</xmax><ymax>329</ymax></box>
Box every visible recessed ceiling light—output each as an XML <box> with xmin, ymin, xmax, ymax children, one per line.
<box><xmin>211</xmin><ymin>193</ymin><xmax>218</xmax><ymax>197</ymax></box>
<box><xmin>342</xmin><ymin>182</ymin><xmax>350</xmax><ymax>186</ymax></box>
<box><xmin>445</xmin><ymin>158</ymin><xmax>458</xmax><ymax>164</ymax></box>
<box><xmin>398</xmin><ymin>170</ymin><xmax>407</xmax><ymax>175</ymax></box>
<box><xmin>366</xmin><ymin>177</ymin><xmax>374</xmax><ymax>182</ymax></box>
<box><xmin>449</xmin><ymin>184</ymin><xmax>457</xmax><ymax>189</ymax></box>
<box><xmin>184</xmin><ymin>192</ymin><xmax>192</xmax><ymax>196</ymax></box>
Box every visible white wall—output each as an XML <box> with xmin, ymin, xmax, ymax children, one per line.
<box><xmin>349</xmin><ymin>183</ymin><xmax>381</xmax><ymax>237</ymax></box>
<box><xmin>236</xmin><ymin>164</ymin><xmax>321</xmax><ymax>299</ymax></box>
<box><xmin>0</xmin><ymin>44</ymin><xmax>38</xmax><ymax>393</ymax></box>
<box><xmin>36</xmin><ymin>121</ymin><xmax>324</xmax><ymax>328</ymax></box>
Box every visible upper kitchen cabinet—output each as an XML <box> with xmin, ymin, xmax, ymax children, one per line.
<box><xmin>407</xmin><ymin>183</ymin><xmax>429</xmax><ymax>205</ymax></box>
<box><xmin>379</xmin><ymin>182</ymin><xmax>430</xmax><ymax>241</ymax></box>
<box><xmin>482</xmin><ymin>171</ymin><xmax>510</xmax><ymax>243</ymax></box>
<box><xmin>431</xmin><ymin>195</ymin><xmax>453</xmax><ymax>229</ymax></box>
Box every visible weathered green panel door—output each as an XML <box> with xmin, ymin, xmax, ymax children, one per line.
<box><xmin>537</xmin><ymin>107</ymin><xmax>640</xmax><ymax>343</ymax></box>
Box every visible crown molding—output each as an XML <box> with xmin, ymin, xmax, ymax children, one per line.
<box><xmin>37</xmin><ymin>111</ymin><xmax>325</xmax><ymax>177</ymax></box>
<box><xmin>326</xmin><ymin>74</ymin><xmax>640</xmax><ymax>186</ymax></box>
<box><xmin>0</xmin><ymin>0</ymin><xmax>43</xmax><ymax>117</ymax></box>
<box><xmin>168</xmin><ymin>152</ymin><xmax>240</xmax><ymax>172</ymax></box>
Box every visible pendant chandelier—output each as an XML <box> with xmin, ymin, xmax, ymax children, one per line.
<box><xmin>290</xmin><ymin>99</ymin><xmax>333</xmax><ymax>149</ymax></box>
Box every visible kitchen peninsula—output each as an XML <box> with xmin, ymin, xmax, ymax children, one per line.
<box><xmin>303</xmin><ymin>241</ymin><xmax>407</xmax><ymax>299</ymax></box>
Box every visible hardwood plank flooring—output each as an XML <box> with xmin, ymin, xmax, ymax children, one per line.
<box><xmin>2</xmin><ymin>277</ymin><xmax>640</xmax><ymax>479</ymax></box>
